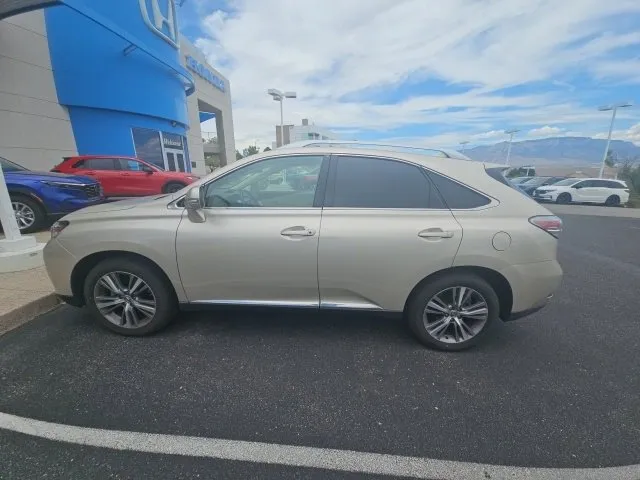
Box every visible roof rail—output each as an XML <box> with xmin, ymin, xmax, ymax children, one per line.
<box><xmin>278</xmin><ymin>140</ymin><xmax>473</xmax><ymax>160</ymax></box>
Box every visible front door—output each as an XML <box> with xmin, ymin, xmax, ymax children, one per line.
<box><xmin>318</xmin><ymin>155</ymin><xmax>463</xmax><ymax>311</ymax></box>
<box><xmin>176</xmin><ymin>154</ymin><xmax>327</xmax><ymax>305</ymax></box>
<box><xmin>117</xmin><ymin>159</ymin><xmax>158</xmax><ymax>196</ymax></box>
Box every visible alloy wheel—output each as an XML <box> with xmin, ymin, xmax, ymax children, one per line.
<box><xmin>93</xmin><ymin>271</ymin><xmax>157</xmax><ymax>328</ymax></box>
<box><xmin>423</xmin><ymin>286</ymin><xmax>489</xmax><ymax>344</ymax></box>
<box><xmin>12</xmin><ymin>201</ymin><xmax>35</xmax><ymax>230</ymax></box>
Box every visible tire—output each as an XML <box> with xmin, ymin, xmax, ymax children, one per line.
<box><xmin>10</xmin><ymin>194</ymin><xmax>45</xmax><ymax>233</ymax></box>
<box><xmin>556</xmin><ymin>192</ymin><xmax>571</xmax><ymax>204</ymax></box>
<box><xmin>83</xmin><ymin>257</ymin><xmax>177</xmax><ymax>336</ymax></box>
<box><xmin>605</xmin><ymin>195</ymin><xmax>620</xmax><ymax>207</ymax></box>
<box><xmin>406</xmin><ymin>273</ymin><xmax>500</xmax><ymax>351</ymax></box>
<box><xmin>163</xmin><ymin>182</ymin><xmax>187</xmax><ymax>194</ymax></box>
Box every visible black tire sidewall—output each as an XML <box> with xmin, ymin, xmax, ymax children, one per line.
<box><xmin>605</xmin><ymin>195</ymin><xmax>619</xmax><ymax>206</ymax></box>
<box><xmin>10</xmin><ymin>194</ymin><xmax>44</xmax><ymax>233</ymax></box>
<box><xmin>83</xmin><ymin>257</ymin><xmax>177</xmax><ymax>336</ymax></box>
<box><xmin>556</xmin><ymin>193</ymin><xmax>571</xmax><ymax>204</ymax></box>
<box><xmin>164</xmin><ymin>182</ymin><xmax>186</xmax><ymax>193</ymax></box>
<box><xmin>407</xmin><ymin>273</ymin><xmax>500</xmax><ymax>351</ymax></box>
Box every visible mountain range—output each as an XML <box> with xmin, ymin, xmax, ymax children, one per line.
<box><xmin>466</xmin><ymin>137</ymin><xmax>640</xmax><ymax>165</ymax></box>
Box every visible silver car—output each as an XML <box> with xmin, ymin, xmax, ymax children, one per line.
<box><xmin>44</xmin><ymin>145</ymin><xmax>563</xmax><ymax>351</ymax></box>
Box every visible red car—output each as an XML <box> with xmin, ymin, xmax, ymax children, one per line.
<box><xmin>52</xmin><ymin>156</ymin><xmax>199</xmax><ymax>197</ymax></box>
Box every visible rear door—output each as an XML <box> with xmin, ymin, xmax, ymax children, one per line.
<box><xmin>317</xmin><ymin>155</ymin><xmax>463</xmax><ymax>312</ymax></box>
<box><xmin>591</xmin><ymin>179</ymin><xmax>613</xmax><ymax>203</ymax></box>
<box><xmin>74</xmin><ymin>158</ymin><xmax>120</xmax><ymax>196</ymax></box>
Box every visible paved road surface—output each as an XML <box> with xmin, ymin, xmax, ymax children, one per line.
<box><xmin>1</xmin><ymin>214</ymin><xmax>639</xmax><ymax>479</ymax></box>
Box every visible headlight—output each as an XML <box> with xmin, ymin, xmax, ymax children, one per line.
<box><xmin>43</xmin><ymin>181</ymin><xmax>83</xmax><ymax>190</ymax></box>
<box><xmin>50</xmin><ymin>220</ymin><xmax>69</xmax><ymax>239</ymax></box>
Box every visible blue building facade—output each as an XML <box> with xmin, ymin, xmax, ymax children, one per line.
<box><xmin>0</xmin><ymin>0</ymin><xmax>234</xmax><ymax>174</ymax></box>
<box><xmin>44</xmin><ymin>0</ymin><xmax>194</xmax><ymax>171</ymax></box>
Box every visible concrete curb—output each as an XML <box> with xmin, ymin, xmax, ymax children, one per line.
<box><xmin>0</xmin><ymin>293</ymin><xmax>61</xmax><ymax>336</ymax></box>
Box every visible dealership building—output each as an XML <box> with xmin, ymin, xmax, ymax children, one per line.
<box><xmin>0</xmin><ymin>0</ymin><xmax>235</xmax><ymax>176</ymax></box>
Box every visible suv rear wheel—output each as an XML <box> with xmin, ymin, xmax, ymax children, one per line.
<box><xmin>407</xmin><ymin>273</ymin><xmax>499</xmax><ymax>351</ymax></box>
<box><xmin>605</xmin><ymin>195</ymin><xmax>620</xmax><ymax>207</ymax></box>
<box><xmin>83</xmin><ymin>257</ymin><xmax>177</xmax><ymax>335</ymax></box>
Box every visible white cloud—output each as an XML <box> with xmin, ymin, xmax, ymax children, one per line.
<box><xmin>595</xmin><ymin>123</ymin><xmax>640</xmax><ymax>145</ymax></box>
<box><xmin>192</xmin><ymin>0</ymin><xmax>640</xmax><ymax>148</ymax></box>
<box><xmin>528</xmin><ymin>126</ymin><xmax>564</xmax><ymax>137</ymax></box>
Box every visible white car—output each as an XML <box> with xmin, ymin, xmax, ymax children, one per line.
<box><xmin>533</xmin><ymin>178</ymin><xmax>630</xmax><ymax>206</ymax></box>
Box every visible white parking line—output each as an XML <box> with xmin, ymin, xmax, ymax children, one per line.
<box><xmin>1</xmin><ymin>411</ymin><xmax>638</xmax><ymax>480</ymax></box>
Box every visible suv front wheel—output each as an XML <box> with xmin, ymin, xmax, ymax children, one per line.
<box><xmin>407</xmin><ymin>273</ymin><xmax>499</xmax><ymax>351</ymax></box>
<box><xmin>84</xmin><ymin>257</ymin><xmax>177</xmax><ymax>335</ymax></box>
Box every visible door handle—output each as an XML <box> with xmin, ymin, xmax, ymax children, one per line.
<box><xmin>83</xmin><ymin>171</ymin><xmax>96</xmax><ymax>176</ymax></box>
<box><xmin>418</xmin><ymin>228</ymin><xmax>454</xmax><ymax>239</ymax></box>
<box><xmin>281</xmin><ymin>226</ymin><xmax>316</xmax><ymax>237</ymax></box>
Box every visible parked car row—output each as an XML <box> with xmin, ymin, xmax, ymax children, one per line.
<box><xmin>1</xmin><ymin>155</ymin><xmax>199</xmax><ymax>233</ymax></box>
<box><xmin>511</xmin><ymin>175</ymin><xmax>630</xmax><ymax>206</ymax></box>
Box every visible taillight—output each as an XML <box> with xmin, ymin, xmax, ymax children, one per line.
<box><xmin>529</xmin><ymin>215</ymin><xmax>562</xmax><ymax>238</ymax></box>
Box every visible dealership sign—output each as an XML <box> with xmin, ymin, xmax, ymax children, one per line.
<box><xmin>139</xmin><ymin>0</ymin><xmax>179</xmax><ymax>48</ymax></box>
<box><xmin>185</xmin><ymin>55</ymin><xmax>225</xmax><ymax>93</ymax></box>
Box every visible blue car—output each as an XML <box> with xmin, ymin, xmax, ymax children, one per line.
<box><xmin>1</xmin><ymin>156</ymin><xmax>104</xmax><ymax>233</ymax></box>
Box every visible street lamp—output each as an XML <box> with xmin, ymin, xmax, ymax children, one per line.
<box><xmin>268</xmin><ymin>88</ymin><xmax>297</xmax><ymax>147</ymax></box>
<box><xmin>597</xmin><ymin>102</ymin><xmax>633</xmax><ymax>178</ymax></box>
<box><xmin>504</xmin><ymin>129</ymin><xmax>520</xmax><ymax>166</ymax></box>
<box><xmin>459</xmin><ymin>140</ymin><xmax>469</xmax><ymax>153</ymax></box>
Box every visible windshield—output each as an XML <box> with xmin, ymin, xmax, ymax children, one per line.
<box><xmin>0</xmin><ymin>157</ymin><xmax>28</xmax><ymax>172</ymax></box>
<box><xmin>552</xmin><ymin>178</ymin><xmax>579</xmax><ymax>186</ymax></box>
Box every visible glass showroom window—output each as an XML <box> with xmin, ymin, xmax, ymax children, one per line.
<box><xmin>132</xmin><ymin>128</ymin><xmax>164</xmax><ymax>170</ymax></box>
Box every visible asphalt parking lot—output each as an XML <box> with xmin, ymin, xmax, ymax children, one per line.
<box><xmin>1</xmin><ymin>212</ymin><xmax>640</xmax><ymax>479</ymax></box>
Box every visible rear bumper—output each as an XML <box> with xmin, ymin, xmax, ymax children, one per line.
<box><xmin>501</xmin><ymin>260</ymin><xmax>562</xmax><ymax>320</ymax></box>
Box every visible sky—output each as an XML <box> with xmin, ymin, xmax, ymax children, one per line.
<box><xmin>178</xmin><ymin>0</ymin><xmax>640</xmax><ymax>151</ymax></box>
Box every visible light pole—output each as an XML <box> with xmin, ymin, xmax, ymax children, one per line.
<box><xmin>268</xmin><ymin>88</ymin><xmax>297</xmax><ymax>147</ymax></box>
<box><xmin>504</xmin><ymin>129</ymin><xmax>520</xmax><ymax>166</ymax></box>
<box><xmin>459</xmin><ymin>141</ymin><xmax>469</xmax><ymax>153</ymax></box>
<box><xmin>597</xmin><ymin>102</ymin><xmax>632</xmax><ymax>178</ymax></box>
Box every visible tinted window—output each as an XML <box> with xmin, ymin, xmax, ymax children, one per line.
<box><xmin>573</xmin><ymin>180</ymin><xmax>592</xmax><ymax>188</ymax></box>
<box><xmin>132</xmin><ymin>127</ymin><xmax>164</xmax><ymax>169</ymax></box>
<box><xmin>591</xmin><ymin>180</ymin><xmax>610</xmax><ymax>188</ymax></box>
<box><xmin>426</xmin><ymin>171</ymin><xmax>491</xmax><ymax>209</ymax></box>
<box><xmin>604</xmin><ymin>180</ymin><xmax>624</xmax><ymax>189</ymax></box>
<box><xmin>118</xmin><ymin>159</ymin><xmax>144</xmax><ymax>171</ymax></box>
<box><xmin>204</xmin><ymin>155</ymin><xmax>324</xmax><ymax>208</ymax></box>
<box><xmin>331</xmin><ymin>156</ymin><xmax>443</xmax><ymax>209</ymax></box>
<box><xmin>81</xmin><ymin>158</ymin><xmax>117</xmax><ymax>170</ymax></box>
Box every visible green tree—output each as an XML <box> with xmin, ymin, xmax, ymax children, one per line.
<box><xmin>204</xmin><ymin>154</ymin><xmax>220</xmax><ymax>171</ymax></box>
<box><xmin>263</xmin><ymin>146</ymin><xmax>271</xmax><ymax>152</ymax></box>
<box><xmin>243</xmin><ymin>145</ymin><xmax>259</xmax><ymax>157</ymax></box>
<box><xmin>235</xmin><ymin>150</ymin><xmax>243</xmax><ymax>160</ymax></box>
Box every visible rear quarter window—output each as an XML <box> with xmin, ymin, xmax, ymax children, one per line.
<box><xmin>426</xmin><ymin>170</ymin><xmax>491</xmax><ymax>209</ymax></box>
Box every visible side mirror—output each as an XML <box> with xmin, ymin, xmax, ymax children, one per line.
<box><xmin>185</xmin><ymin>186</ymin><xmax>205</xmax><ymax>223</ymax></box>
<box><xmin>142</xmin><ymin>166</ymin><xmax>154</xmax><ymax>174</ymax></box>
<box><xmin>573</xmin><ymin>185</ymin><xmax>582</xmax><ymax>189</ymax></box>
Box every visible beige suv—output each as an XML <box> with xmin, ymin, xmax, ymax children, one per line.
<box><xmin>44</xmin><ymin>144</ymin><xmax>563</xmax><ymax>351</ymax></box>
